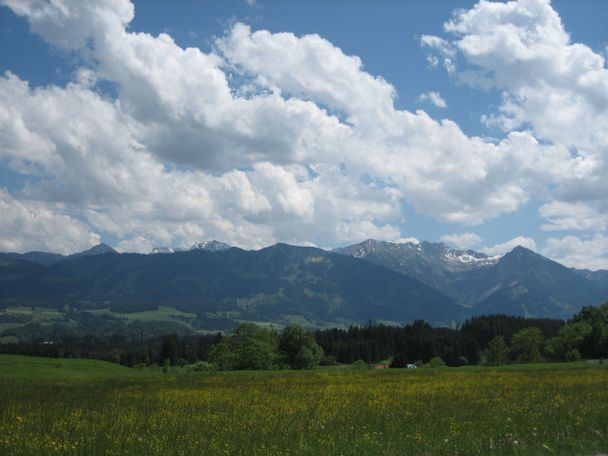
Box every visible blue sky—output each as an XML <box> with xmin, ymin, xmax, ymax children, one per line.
<box><xmin>0</xmin><ymin>0</ymin><xmax>607</xmax><ymax>269</ymax></box>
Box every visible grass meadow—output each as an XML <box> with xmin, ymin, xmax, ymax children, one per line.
<box><xmin>0</xmin><ymin>355</ymin><xmax>607</xmax><ymax>455</ymax></box>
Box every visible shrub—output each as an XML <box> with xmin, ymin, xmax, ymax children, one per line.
<box><xmin>319</xmin><ymin>355</ymin><xmax>337</xmax><ymax>366</ymax></box>
<box><xmin>565</xmin><ymin>349</ymin><xmax>581</xmax><ymax>362</ymax></box>
<box><xmin>185</xmin><ymin>361</ymin><xmax>216</xmax><ymax>372</ymax></box>
<box><xmin>427</xmin><ymin>357</ymin><xmax>446</xmax><ymax>368</ymax></box>
<box><xmin>352</xmin><ymin>359</ymin><xmax>368</xmax><ymax>369</ymax></box>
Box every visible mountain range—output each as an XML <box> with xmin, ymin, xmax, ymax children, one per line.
<box><xmin>1</xmin><ymin>239</ymin><xmax>607</xmax><ymax>332</ymax></box>
<box><xmin>0</xmin><ymin>241</ymin><xmax>231</xmax><ymax>264</ymax></box>
<box><xmin>335</xmin><ymin>239</ymin><xmax>608</xmax><ymax>320</ymax></box>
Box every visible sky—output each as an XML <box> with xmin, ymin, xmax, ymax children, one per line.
<box><xmin>0</xmin><ymin>0</ymin><xmax>607</xmax><ymax>270</ymax></box>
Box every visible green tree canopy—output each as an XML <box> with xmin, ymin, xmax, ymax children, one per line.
<box><xmin>572</xmin><ymin>303</ymin><xmax>608</xmax><ymax>358</ymax></box>
<box><xmin>210</xmin><ymin>323</ymin><xmax>279</xmax><ymax>370</ymax></box>
<box><xmin>485</xmin><ymin>335</ymin><xmax>509</xmax><ymax>366</ymax></box>
<box><xmin>545</xmin><ymin>321</ymin><xmax>592</xmax><ymax>360</ymax></box>
<box><xmin>510</xmin><ymin>327</ymin><xmax>544</xmax><ymax>363</ymax></box>
<box><xmin>279</xmin><ymin>324</ymin><xmax>324</xmax><ymax>369</ymax></box>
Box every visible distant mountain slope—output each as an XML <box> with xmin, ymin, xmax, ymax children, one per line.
<box><xmin>0</xmin><ymin>244</ymin><xmax>462</xmax><ymax>328</ymax></box>
<box><xmin>574</xmin><ymin>268</ymin><xmax>608</xmax><ymax>289</ymax></box>
<box><xmin>468</xmin><ymin>247</ymin><xmax>607</xmax><ymax>318</ymax></box>
<box><xmin>336</xmin><ymin>240</ymin><xmax>607</xmax><ymax>319</ymax></box>
<box><xmin>0</xmin><ymin>243</ymin><xmax>117</xmax><ymax>266</ymax></box>
<box><xmin>3</xmin><ymin>240</ymin><xmax>605</xmax><ymax>326</ymax></box>
<box><xmin>334</xmin><ymin>239</ymin><xmax>498</xmax><ymax>296</ymax></box>
<box><xmin>0</xmin><ymin>251</ymin><xmax>64</xmax><ymax>266</ymax></box>
<box><xmin>69</xmin><ymin>243</ymin><xmax>117</xmax><ymax>259</ymax></box>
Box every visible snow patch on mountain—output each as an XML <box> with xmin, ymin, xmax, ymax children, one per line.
<box><xmin>443</xmin><ymin>250</ymin><xmax>501</xmax><ymax>266</ymax></box>
<box><xmin>189</xmin><ymin>240</ymin><xmax>231</xmax><ymax>252</ymax></box>
<box><xmin>150</xmin><ymin>240</ymin><xmax>231</xmax><ymax>254</ymax></box>
<box><xmin>151</xmin><ymin>247</ymin><xmax>178</xmax><ymax>254</ymax></box>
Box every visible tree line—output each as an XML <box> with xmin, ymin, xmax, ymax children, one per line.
<box><xmin>1</xmin><ymin>304</ymin><xmax>606</xmax><ymax>369</ymax></box>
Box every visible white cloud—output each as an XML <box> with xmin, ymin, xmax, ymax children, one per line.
<box><xmin>440</xmin><ymin>232</ymin><xmax>482</xmax><ymax>249</ymax></box>
<box><xmin>115</xmin><ymin>236</ymin><xmax>154</xmax><ymax>254</ymax></box>
<box><xmin>392</xmin><ymin>237</ymin><xmax>420</xmax><ymax>245</ymax></box>
<box><xmin>539</xmin><ymin>201</ymin><xmax>608</xmax><ymax>232</ymax></box>
<box><xmin>427</xmin><ymin>0</ymin><xmax>608</xmax><ymax>210</ymax></box>
<box><xmin>420</xmin><ymin>34</ymin><xmax>456</xmax><ymax>73</ymax></box>
<box><xmin>218</xmin><ymin>23</ymin><xmax>397</xmax><ymax>131</ymax></box>
<box><xmin>0</xmin><ymin>188</ymin><xmax>100</xmax><ymax>254</ymax></box>
<box><xmin>543</xmin><ymin>234</ymin><xmax>608</xmax><ymax>270</ymax></box>
<box><xmin>0</xmin><ymin>71</ymin><xmax>397</xmax><ymax>250</ymax></box>
<box><xmin>482</xmin><ymin>236</ymin><xmax>537</xmax><ymax>256</ymax></box>
<box><xmin>0</xmin><ymin>0</ymin><xmax>134</xmax><ymax>51</ymax></box>
<box><xmin>417</xmin><ymin>91</ymin><xmax>447</xmax><ymax>108</ymax></box>
<box><xmin>216</xmin><ymin>20</ymin><xmax>570</xmax><ymax>224</ymax></box>
<box><xmin>419</xmin><ymin>0</ymin><xmax>608</xmax><ymax>268</ymax></box>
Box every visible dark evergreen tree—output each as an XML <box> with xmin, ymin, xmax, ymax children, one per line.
<box><xmin>390</xmin><ymin>353</ymin><xmax>407</xmax><ymax>368</ymax></box>
<box><xmin>160</xmin><ymin>333</ymin><xmax>181</xmax><ymax>365</ymax></box>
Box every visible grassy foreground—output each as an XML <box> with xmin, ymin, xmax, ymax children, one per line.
<box><xmin>0</xmin><ymin>355</ymin><xmax>607</xmax><ymax>455</ymax></box>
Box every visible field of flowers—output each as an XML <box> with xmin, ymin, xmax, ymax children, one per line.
<box><xmin>0</xmin><ymin>355</ymin><xmax>607</xmax><ymax>455</ymax></box>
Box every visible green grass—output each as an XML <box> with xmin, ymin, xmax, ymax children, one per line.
<box><xmin>87</xmin><ymin>305</ymin><xmax>196</xmax><ymax>328</ymax></box>
<box><xmin>0</xmin><ymin>355</ymin><xmax>607</xmax><ymax>455</ymax></box>
<box><xmin>5</xmin><ymin>306</ymin><xmax>63</xmax><ymax>319</ymax></box>
<box><xmin>0</xmin><ymin>354</ymin><xmax>144</xmax><ymax>380</ymax></box>
<box><xmin>0</xmin><ymin>323</ymin><xmax>23</xmax><ymax>333</ymax></box>
<box><xmin>0</xmin><ymin>305</ymin><xmax>197</xmax><ymax>336</ymax></box>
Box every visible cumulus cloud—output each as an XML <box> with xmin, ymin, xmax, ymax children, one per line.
<box><xmin>417</xmin><ymin>91</ymin><xmax>447</xmax><ymax>108</ymax></box>
<box><xmin>539</xmin><ymin>201</ymin><xmax>608</xmax><ymax>232</ymax></box>
<box><xmin>420</xmin><ymin>34</ymin><xmax>456</xmax><ymax>73</ymax></box>
<box><xmin>0</xmin><ymin>188</ymin><xmax>100</xmax><ymax>254</ymax></box>
<box><xmin>217</xmin><ymin>23</ymin><xmax>398</xmax><ymax>130</ymax></box>
<box><xmin>440</xmin><ymin>232</ymin><xmax>482</xmax><ymax>249</ymax></box>
<box><xmin>0</xmin><ymin>70</ymin><xmax>402</xmax><ymax>250</ymax></box>
<box><xmin>482</xmin><ymin>236</ymin><xmax>537</xmax><ymax>256</ymax></box>
<box><xmin>215</xmin><ymin>19</ymin><xmax>569</xmax><ymax>224</ymax></box>
<box><xmin>543</xmin><ymin>234</ymin><xmax>608</xmax><ymax>270</ymax></box>
<box><xmin>0</xmin><ymin>0</ymin><xmax>605</xmax><ymax>269</ymax></box>
<box><xmin>115</xmin><ymin>236</ymin><xmax>155</xmax><ymax>254</ymax></box>
<box><xmin>426</xmin><ymin>0</ymin><xmax>608</xmax><ymax>209</ymax></box>
<box><xmin>392</xmin><ymin>237</ymin><xmax>420</xmax><ymax>245</ymax></box>
<box><xmin>419</xmin><ymin>0</ymin><xmax>608</xmax><ymax>268</ymax></box>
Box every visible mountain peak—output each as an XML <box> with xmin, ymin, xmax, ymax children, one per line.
<box><xmin>71</xmin><ymin>243</ymin><xmax>117</xmax><ymax>258</ymax></box>
<box><xmin>502</xmin><ymin>245</ymin><xmax>539</xmax><ymax>260</ymax></box>
<box><xmin>189</xmin><ymin>240</ymin><xmax>231</xmax><ymax>252</ymax></box>
<box><xmin>510</xmin><ymin>245</ymin><xmax>535</xmax><ymax>254</ymax></box>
